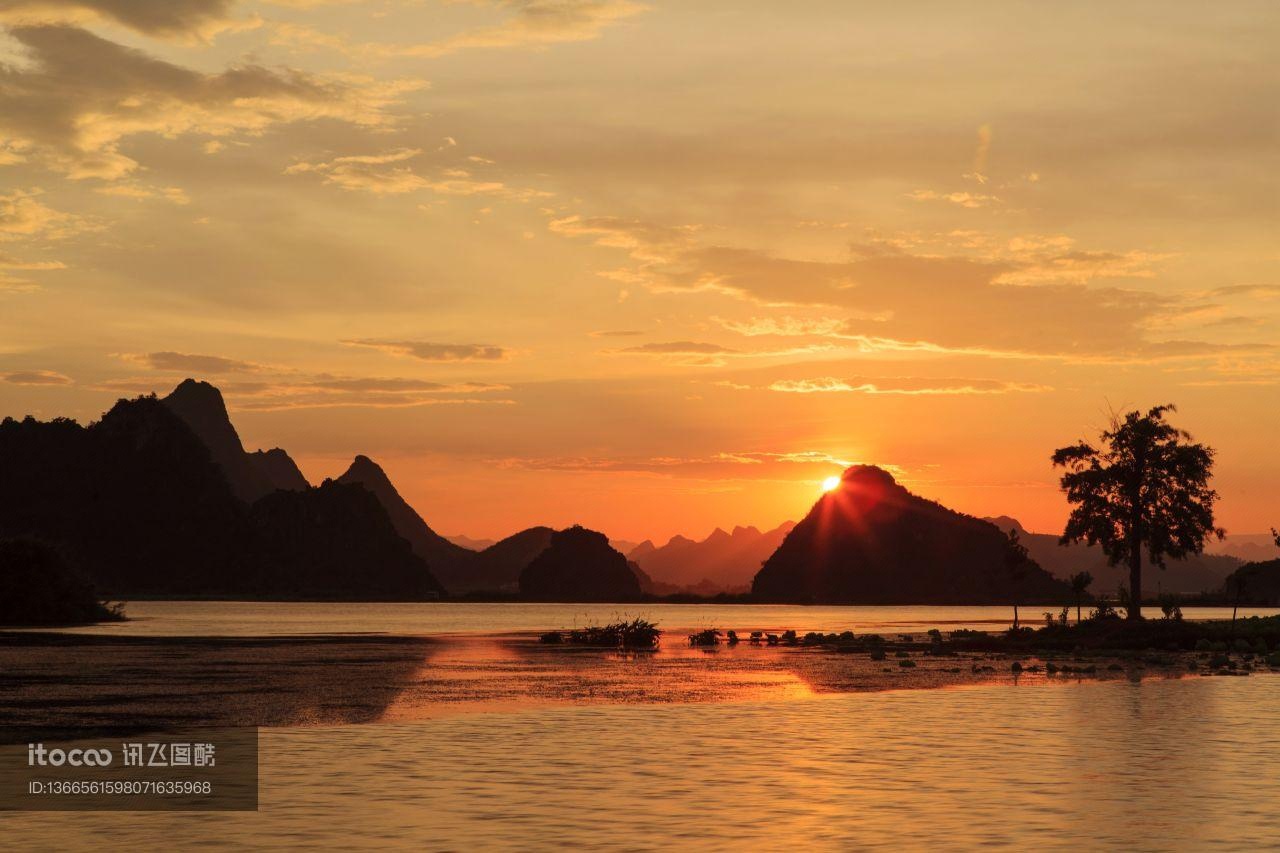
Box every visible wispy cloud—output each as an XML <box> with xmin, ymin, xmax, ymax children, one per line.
<box><xmin>768</xmin><ymin>376</ymin><xmax>1053</xmax><ymax>395</ymax></box>
<box><xmin>343</xmin><ymin>339</ymin><xmax>510</xmax><ymax>362</ymax></box>
<box><xmin>119</xmin><ymin>351</ymin><xmax>264</xmax><ymax>373</ymax></box>
<box><xmin>273</xmin><ymin>1</ymin><xmax>648</xmax><ymax>60</ymax></box>
<box><xmin>1</xmin><ymin>369</ymin><xmax>73</xmax><ymax>385</ymax></box>
<box><xmin>285</xmin><ymin>149</ymin><xmax>549</xmax><ymax>199</ymax></box>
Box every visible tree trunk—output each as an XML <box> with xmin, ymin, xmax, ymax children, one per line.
<box><xmin>1013</xmin><ymin>603</ymin><xmax>1019</xmax><ymax>630</ymax></box>
<box><xmin>1128</xmin><ymin>544</ymin><xmax>1142</xmax><ymax>620</ymax></box>
<box><xmin>1076</xmin><ymin>600</ymin><xmax>1082</xmax><ymax>624</ymax></box>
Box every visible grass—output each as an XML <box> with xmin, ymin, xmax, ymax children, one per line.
<box><xmin>540</xmin><ymin>618</ymin><xmax>662</xmax><ymax>648</ymax></box>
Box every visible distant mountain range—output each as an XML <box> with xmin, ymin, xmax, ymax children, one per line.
<box><xmin>754</xmin><ymin>466</ymin><xmax>1072</xmax><ymax>604</ymax></box>
<box><xmin>984</xmin><ymin>516</ymin><xmax>1241</xmax><ymax>595</ymax></box>
<box><xmin>1206</xmin><ymin>533</ymin><xmax>1280</xmax><ymax>564</ymax></box>
<box><xmin>627</xmin><ymin>522</ymin><xmax>796</xmax><ymax>594</ymax></box>
<box><xmin>447</xmin><ymin>533</ymin><xmax>498</xmax><ymax>551</ymax></box>
<box><xmin>2</xmin><ymin>379</ymin><xmax>1254</xmax><ymax>605</ymax></box>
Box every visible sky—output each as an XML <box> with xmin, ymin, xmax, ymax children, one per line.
<box><xmin>0</xmin><ymin>0</ymin><xmax>1277</xmax><ymax>542</ymax></box>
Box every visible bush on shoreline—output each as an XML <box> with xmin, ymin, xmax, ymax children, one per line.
<box><xmin>539</xmin><ymin>618</ymin><xmax>661</xmax><ymax>648</ymax></box>
<box><xmin>0</xmin><ymin>538</ymin><xmax>124</xmax><ymax>626</ymax></box>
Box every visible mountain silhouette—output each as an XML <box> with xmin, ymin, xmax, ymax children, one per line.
<box><xmin>467</xmin><ymin>526</ymin><xmax>555</xmax><ymax>593</ymax></box>
<box><xmin>519</xmin><ymin>525</ymin><xmax>642</xmax><ymax>601</ymax></box>
<box><xmin>985</xmin><ymin>516</ymin><xmax>1240</xmax><ymax>595</ymax></box>
<box><xmin>447</xmin><ymin>533</ymin><xmax>498</xmax><ymax>551</ymax></box>
<box><xmin>161</xmin><ymin>379</ymin><xmax>276</xmax><ymax>502</ymax></box>
<box><xmin>1223</xmin><ymin>558</ymin><xmax>1280</xmax><ymax>605</ymax></box>
<box><xmin>251</xmin><ymin>479</ymin><xmax>444</xmax><ymax>599</ymax></box>
<box><xmin>250</xmin><ymin>447</ymin><xmax>310</xmax><ymax>492</ymax></box>
<box><xmin>628</xmin><ymin>521</ymin><xmax>796</xmax><ymax>593</ymax></box>
<box><xmin>336</xmin><ymin>454</ymin><xmax>475</xmax><ymax>590</ymax></box>
<box><xmin>752</xmin><ymin>466</ymin><xmax>1070</xmax><ymax>604</ymax></box>
<box><xmin>0</xmin><ymin>386</ymin><xmax>443</xmax><ymax>600</ymax></box>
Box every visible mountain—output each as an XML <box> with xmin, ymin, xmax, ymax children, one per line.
<box><xmin>0</xmin><ymin>387</ymin><xmax>444</xmax><ymax>600</ymax></box>
<box><xmin>628</xmin><ymin>521</ymin><xmax>796</xmax><ymax>593</ymax></box>
<box><xmin>161</xmin><ymin>379</ymin><xmax>275</xmax><ymax>503</ymax></box>
<box><xmin>447</xmin><ymin>533</ymin><xmax>497</xmax><ymax>551</ymax></box>
<box><xmin>469</xmin><ymin>526</ymin><xmax>556</xmax><ymax>593</ymax></box>
<box><xmin>752</xmin><ymin>466</ymin><xmax>1070</xmax><ymax>604</ymax></box>
<box><xmin>336</xmin><ymin>455</ymin><xmax>476</xmax><ymax>591</ymax></box>
<box><xmin>162</xmin><ymin>379</ymin><xmax>308</xmax><ymax>502</ymax></box>
<box><xmin>519</xmin><ymin>525</ymin><xmax>642</xmax><ymax>602</ymax></box>
<box><xmin>1207</xmin><ymin>533</ymin><xmax>1280</xmax><ymax>564</ymax></box>
<box><xmin>1223</xmin><ymin>558</ymin><xmax>1280</xmax><ymax>605</ymax></box>
<box><xmin>251</xmin><ymin>480</ymin><xmax>444</xmax><ymax>600</ymax></box>
<box><xmin>985</xmin><ymin>516</ymin><xmax>1241</xmax><ymax>595</ymax></box>
<box><xmin>250</xmin><ymin>448</ymin><xmax>310</xmax><ymax>492</ymax></box>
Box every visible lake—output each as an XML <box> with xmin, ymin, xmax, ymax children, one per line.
<box><xmin>27</xmin><ymin>599</ymin><xmax>1280</xmax><ymax>638</ymax></box>
<box><xmin>5</xmin><ymin>602</ymin><xmax>1280</xmax><ymax>850</ymax></box>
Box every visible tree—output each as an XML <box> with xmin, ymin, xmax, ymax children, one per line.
<box><xmin>1052</xmin><ymin>405</ymin><xmax>1223</xmax><ymax>620</ymax></box>
<box><xmin>1068</xmin><ymin>571</ymin><xmax>1093</xmax><ymax>623</ymax></box>
<box><xmin>1005</xmin><ymin>529</ymin><xmax>1030</xmax><ymax>630</ymax></box>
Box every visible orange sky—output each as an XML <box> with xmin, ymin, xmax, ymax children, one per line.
<box><xmin>1</xmin><ymin>1</ymin><xmax>1277</xmax><ymax>542</ymax></box>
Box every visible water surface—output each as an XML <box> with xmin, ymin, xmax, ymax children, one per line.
<box><xmin>6</xmin><ymin>678</ymin><xmax>1278</xmax><ymax>850</ymax></box>
<box><xmin>32</xmin><ymin>600</ymin><xmax>1280</xmax><ymax>638</ymax></box>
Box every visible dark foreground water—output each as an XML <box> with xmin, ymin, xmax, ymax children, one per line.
<box><xmin>5</xmin><ymin>677</ymin><xmax>1278</xmax><ymax>850</ymax></box>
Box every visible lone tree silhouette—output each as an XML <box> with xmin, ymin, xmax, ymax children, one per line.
<box><xmin>1052</xmin><ymin>405</ymin><xmax>1223</xmax><ymax>620</ymax></box>
<box><xmin>1005</xmin><ymin>529</ymin><xmax>1030</xmax><ymax>629</ymax></box>
<box><xmin>1068</xmin><ymin>571</ymin><xmax>1093</xmax><ymax>623</ymax></box>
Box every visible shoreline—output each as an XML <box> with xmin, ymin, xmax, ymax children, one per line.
<box><xmin>4</xmin><ymin>627</ymin><xmax>1275</xmax><ymax>740</ymax></box>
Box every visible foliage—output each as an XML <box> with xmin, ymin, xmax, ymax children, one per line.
<box><xmin>688</xmin><ymin>628</ymin><xmax>722</xmax><ymax>646</ymax></box>
<box><xmin>1052</xmin><ymin>405</ymin><xmax>1222</xmax><ymax>618</ymax></box>
<box><xmin>0</xmin><ymin>538</ymin><xmax>124</xmax><ymax>626</ymax></box>
<box><xmin>543</xmin><ymin>619</ymin><xmax>661</xmax><ymax>648</ymax></box>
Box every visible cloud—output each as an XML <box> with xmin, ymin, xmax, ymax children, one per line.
<box><xmin>94</xmin><ymin>184</ymin><xmax>190</xmax><ymax>204</ymax></box>
<box><xmin>0</xmin><ymin>25</ymin><xmax>421</xmax><ymax>180</ymax></box>
<box><xmin>0</xmin><ymin>189</ymin><xmax>86</xmax><ymax>240</ymax></box>
<box><xmin>219</xmin><ymin>374</ymin><xmax>513</xmax><ymax>410</ymax></box>
<box><xmin>767</xmin><ymin>376</ymin><xmax>1053</xmax><ymax>395</ymax></box>
<box><xmin>119</xmin><ymin>351</ymin><xmax>264</xmax><ymax>373</ymax></box>
<box><xmin>549</xmin><ymin>214</ymin><xmax>1260</xmax><ymax>363</ymax></box>
<box><xmin>275</xmin><ymin>1</ymin><xmax>647</xmax><ymax>60</ymax></box>
<box><xmin>1</xmin><ymin>369</ymin><xmax>72</xmax><ymax>385</ymax></box>
<box><xmin>415</xmin><ymin>0</ymin><xmax>647</xmax><ymax>56</ymax></box>
<box><xmin>91</xmin><ymin>372</ymin><xmax>514</xmax><ymax>410</ymax></box>
<box><xmin>0</xmin><ymin>250</ymin><xmax>64</xmax><ymax>270</ymax></box>
<box><xmin>610</xmin><ymin>339</ymin><xmax>836</xmax><ymax>367</ymax></box>
<box><xmin>715</xmin><ymin>316</ymin><xmax>852</xmax><ymax>337</ymax></box>
<box><xmin>617</xmin><ymin>341</ymin><xmax>738</xmax><ymax>355</ymax></box>
<box><xmin>907</xmin><ymin>189</ymin><xmax>1000</xmax><ymax>208</ymax></box>
<box><xmin>589</xmin><ymin>329</ymin><xmax>645</xmax><ymax>337</ymax></box>
<box><xmin>285</xmin><ymin>149</ymin><xmax>548</xmax><ymax>199</ymax></box>
<box><xmin>343</xmin><ymin>339</ymin><xmax>509</xmax><ymax>362</ymax></box>
<box><xmin>0</xmin><ymin>0</ymin><xmax>247</xmax><ymax>40</ymax></box>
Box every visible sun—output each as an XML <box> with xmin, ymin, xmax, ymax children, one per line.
<box><xmin>821</xmin><ymin>475</ymin><xmax>841</xmax><ymax>492</ymax></box>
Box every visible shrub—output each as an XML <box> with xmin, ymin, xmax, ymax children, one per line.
<box><xmin>0</xmin><ymin>538</ymin><xmax>123</xmax><ymax>626</ymax></box>
<box><xmin>688</xmin><ymin>628</ymin><xmax>721</xmax><ymax>646</ymax></box>
<box><xmin>561</xmin><ymin>619</ymin><xmax>661</xmax><ymax>648</ymax></box>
